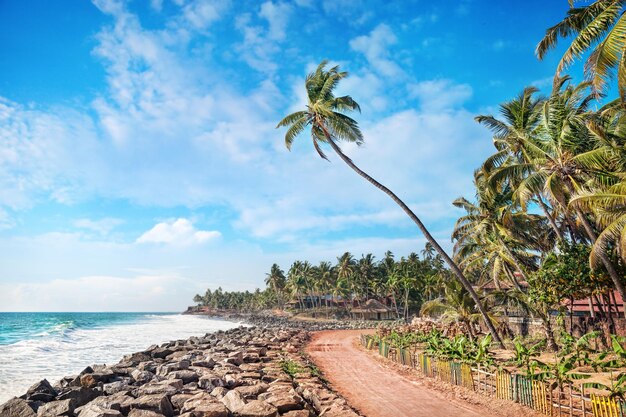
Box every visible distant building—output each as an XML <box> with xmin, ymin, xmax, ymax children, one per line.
<box><xmin>350</xmin><ymin>299</ymin><xmax>395</xmax><ymax>321</ymax></box>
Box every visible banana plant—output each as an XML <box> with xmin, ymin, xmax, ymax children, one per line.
<box><xmin>510</xmin><ymin>337</ymin><xmax>546</xmax><ymax>376</ymax></box>
<box><xmin>473</xmin><ymin>334</ymin><xmax>495</xmax><ymax>367</ymax></box>
<box><xmin>583</xmin><ymin>373</ymin><xmax>626</xmax><ymax>399</ymax></box>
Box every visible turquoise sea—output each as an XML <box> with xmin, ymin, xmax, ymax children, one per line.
<box><xmin>0</xmin><ymin>312</ymin><xmax>241</xmax><ymax>403</ymax></box>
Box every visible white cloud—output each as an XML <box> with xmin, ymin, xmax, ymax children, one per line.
<box><xmin>350</xmin><ymin>24</ymin><xmax>404</xmax><ymax>78</ymax></box>
<box><xmin>137</xmin><ymin>218</ymin><xmax>221</xmax><ymax>245</ymax></box>
<box><xmin>74</xmin><ymin>218</ymin><xmax>124</xmax><ymax>235</ymax></box>
<box><xmin>408</xmin><ymin>79</ymin><xmax>473</xmax><ymax>111</ymax></box>
<box><xmin>259</xmin><ymin>1</ymin><xmax>292</xmax><ymax>41</ymax></box>
<box><xmin>234</xmin><ymin>2</ymin><xmax>293</xmax><ymax>72</ymax></box>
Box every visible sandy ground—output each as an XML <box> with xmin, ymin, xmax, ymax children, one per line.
<box><xmin>306</xmin><ymin>329</ymin><xmax>544</xmax><ymax>417</ymax></box>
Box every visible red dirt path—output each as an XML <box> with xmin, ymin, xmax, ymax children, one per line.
<box><xmin>306</xmin><ymin>329</ymin><xmax>500</xmax><ymax>417</ymax></box>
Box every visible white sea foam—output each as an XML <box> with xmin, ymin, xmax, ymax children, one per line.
<box><xmin>0</xmin><ymin>314</ymin><xmax>241</xmax><ymax>403</ymax></box>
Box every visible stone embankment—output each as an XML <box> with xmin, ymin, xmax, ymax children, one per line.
<box><xmin>0</xmin><ymin>325</ymin><xmax>362</xmax><ymax>417</ymax></box>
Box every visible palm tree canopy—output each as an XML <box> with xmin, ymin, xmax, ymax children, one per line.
<box><xmin>536</xmin><ymin>0</ymin><xmax>626</xmax><ymax>101</ymax></box>
<box><xmin>276</xmin><ymin>60</ymin><xmax>363</xmax><ymax>159</ymax></box>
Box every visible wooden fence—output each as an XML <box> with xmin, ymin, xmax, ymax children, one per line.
<box><xmin>360</xmin><ymin>335</ymin><xmax>626</xmax><ymax>417</ymax></box>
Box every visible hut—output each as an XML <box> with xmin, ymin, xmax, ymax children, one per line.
<box><xmin>350</xmin><ymin>299</ymin><xmax>394</xmax><ymax>320</ymax></box>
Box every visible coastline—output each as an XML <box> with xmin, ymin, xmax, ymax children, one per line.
<box><xmin>0</xmin><ymin>312</ymin><xmax>375</xmax><ymax>417</ymax></box>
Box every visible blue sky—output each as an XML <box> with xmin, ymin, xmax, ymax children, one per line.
<box><xmin>0</xmin><ymin>0</ymin><xmax>575</xmax><ymax>311</ymax></box>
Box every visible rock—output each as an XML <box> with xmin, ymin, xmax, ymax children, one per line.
<box><xmin>0</xmin><ymin>398</ymin><xmax>37</xmax><ymax>417</ymax></box>
<box><xmin>168</xmin><ymin>370</ymin><xmax>198</xmax><ymax>384</ymax></box>
<box><xmin>151</xmin><ymin>347</ymin><xmax>174</xmax><ymax>359</ymax></box>
<box><xmin>209</xmin><ymin>387</ymin><xmax>228</xmax><ymax>399</ymax></box>
<box><xmin>198</xmin><ymin>374</ymin><xmax>225</xmax><ymax>390</ymax></box>
<box><xmin>226</xmin><ymin>351</ymin><xmax>244</xmax><ymax>366</ymax></box>
<box><xmin>26</xmin><ymin>380</ymin><xmax>57</xmax><ymax>402</ymax></box>
<box><xmin>220</xmin><ymin>390</ymin><xmax>246</xmax><ymax>413</ymax></box>
<box><xmin>36</xmin><ymin>399</ymin><xmax>75</xmax><ymax>416</ymax></box>
<box><xmin>170</xmin><ymin>393</ymin><xmax>194</xmax><ymax>411</ymax></box>
<box><xmin>281</xmin><ymin>411</ymin><xmax>310</xmax><ymax>417</ymax></box>
<box><xmin>234</xmin><ymin>383</ymin><xmax>269</xmax><ymax>399</ymax></box>
<box><xmin>180</xmin><ymin>394</ymin><xmax>229</xmax><ymax>417</ymax></box>
<box><xmin>76</xmin><ymin>405</ymin><xmax>123</xmax><ymax>417</ymax></box>
<box><xmin>191</xmin><ymin>357</ymin><xmax>216</xmax><ymax>368</ymax></box>
<box><xmin>265</xmin><ymin>393</ymin><xmax>303</xmax><ymax>413</ymax></box>
<box><xmin>235</xmin><ymin>400</ymin><xmax>278</xmax><ymax>417</ymax></box>
<box><xmin>133</xmin><ymin>379</ymin><xmax>183</xmax><ymax>396</ymax></box>
<box><xmin>56</xmin><ymin>387</ymin><xmax>101</xmax><ymax>408</ymax></box>
<box><xmin>131</xmin><ymin>370</ymin><xmax>154</xmax><ymax>384</ymax></box>
<box><xmin>102</xmin><ymin>380</ymin><xmax>131</xmax><ymax>395</ymax></box>
<box><xmin>80</xmin><ymin>374</ymin><xmax>98</xmax><ymax>389</ymax></box>
<box><xmin>130</xmin><ymin>394</ymin><xmax>174</xmax><ymax>417</ymax></box>
<box><xmin>127</xmin><ymin>410</ymin><xmax>166</xmax><ymax>417</ymax></box>
<box><xmin>74</xmin><ymin>393</ymin><xmax>133</xmax><ymax>415</ymax></box>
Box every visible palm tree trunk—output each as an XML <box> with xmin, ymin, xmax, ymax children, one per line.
<box><xmin>325</xmin><ymin>137</ymin><xmax>505</xmax><ymax>347</ymax></box>
<box><xmin>536</xmin><ymin>195</ymin><xmax>563</xmax><ymax>240</ymax></box>
<box><xmin>541</xmin><ymin>315</ymin><xmax>558</xmax><ymax>352</ymax></box>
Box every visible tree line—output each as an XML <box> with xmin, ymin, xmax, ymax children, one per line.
<box><xmin>193</xmin><ymin>246</ymin><xmax>451</xmax><ymax>320</ymax></box>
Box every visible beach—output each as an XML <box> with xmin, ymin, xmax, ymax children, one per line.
<box><xmin>0</xmin><ymin>314</ymin><xmax>365</xmax><ymax>417</ymax></box>
<box><xmin>0</xmin><ymin>313</ymin><xmax>243</xmax><ymax>404</ymax></box>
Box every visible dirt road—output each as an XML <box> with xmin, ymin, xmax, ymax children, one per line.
<box><xmin>306</xmin><ymin>330</ymin><xmax>499</xmax><ymax>417</ymax></box>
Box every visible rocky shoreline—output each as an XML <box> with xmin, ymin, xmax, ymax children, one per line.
<box><xmin>0</xmin><ymin>315</ymin><xmax>376</xmax><ymax>417</ymax></box>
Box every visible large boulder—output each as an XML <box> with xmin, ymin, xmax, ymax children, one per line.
<box><xmin>76</xmin><ymin>405</ymin><xmax>123</xmax><ymax>417</ymax></box>
<box><xmin>36</xmin><ymin>399</ymin><xmax>75</xmax><ymax>416</ymax></box>
<box><xmin>127</xmin><ymin>410</ymin><xmax>166</xmax><ymax>417</ymax></box>
<box><xmin>235</xmin><ymin>400</ymin><xmax>278</xmax><ymax>417</ymax></box>
<box><xmin>0</xmin><ymin>398</ymin><xmax>37</xmax><ymax>417</ymax></box>
<box><xmin>167</xmin><ymin>370</ymin><xmax>198</xmax><ymax>384</ymax></box>
<box><xmin>26</xmin><ymin>380</ymin><xmax>57</xmax><ymax>402</ymax></box>
<box><xmin>130</xmin><ymin>394</ymin><xmax>174</xmax><ymax>417</ymax></box>
<box><xmin>220</xmin><ymin>390</ymin><xmax>246</xmax><ymax>413</ymax></box>
<box><xmin>133</xmin><ymin>379</ymin><xmax>182</xmax><ymax>396</ymax></box>
<box><xmin>131</xmin><ymin>370</ymin><xmax>154</xmax><ymax>384</ymax></box>
<box><xmin>56</xmin><ymin>387</ymin><xmax>101</xmax><ymax>408</ymax></box>
<box><xmin>74</xmin><ymin>393</ymin><xmax>133</xmax><ymax>415</ymax></box>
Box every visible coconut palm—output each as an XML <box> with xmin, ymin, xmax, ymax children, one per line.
<box><xmin>265</xmin><ymin>263</ymin><xmax>286</xmax><ymax>309</ymax></box>
<box><xmin>420</xmin><ymin>280</ymin><xmax>493</xmax><ymax>340</ymax></box>
<box><xmin>536</xmin><ymin>0</ymin><xmax>626</xmax><ymax>100</ymax></box>
<box><xmin>489</xmin><ymin>78</ymin><xmax>626</xmax><ymax>311</ymax></box>
<box><xmin>476</xmin><ymin>86</ymin><xmax>566</xmax><ymax>239</ymax></box>
<box><xmin>277</xmin><ymin>60</ymin><xmax>504</xmax><ymax>346</ymax></box>
<box><xmin>452</xmin><ymin>170</ymin><xmax>547</xmax><ymax>285</ymax></box>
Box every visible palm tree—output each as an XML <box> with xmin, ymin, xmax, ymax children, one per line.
<box><xmin>536</xmin><ymin>0</ymin><xmax>626</xmax><ymax>101</ymax></box>
<box><xmin>452</xmin><ymin>170</ymin><xmax>546</xmax><ymax>285</ymax></box>
<box><xmin>357</xmin><ymin>253</ymin><xmax>377</xmax><ymax>300</ymax></box>
<box><xmin>287</xmin><ymin>261</ymin><xmax>305</xmax><ymax>309</ymax></box>
<box><xmin>476</xmin><ymin>86</ymin><xmax>565</xmax><ymax>239</ymax></box>
<box><xmin>420</xmin><ymin>280</ymin><xmax>493</xmax><ymax>340</ymax></box>
<box><xmin>489</xmin><ymin>78</ymin><xmax>626</xmax><ymax>311</ymax></box>
<box><xmin>277</xmin><ymin>60</ymin><xmax>504</xmax><ymax>347</ymax></box>
<box><xmin>265</xmin><ymin>263</ymin><xmax>286</xmax><ymax>309</ymax></box>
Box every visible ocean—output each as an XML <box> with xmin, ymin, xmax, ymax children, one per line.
<box><xmin>0</xmin><ymin>312</ymin><xmax>242</xmax><ymax>403</ymax></box>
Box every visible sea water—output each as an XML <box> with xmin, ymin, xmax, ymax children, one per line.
<box><xmin>0</xmin><ymin>312</ymin><xmax>241</xmax><ymax>403</ymax></box>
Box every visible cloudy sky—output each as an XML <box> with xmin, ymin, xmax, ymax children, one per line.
<box><xmin>0</xmin><ymin>0</ymin><xmax>572</xmax><ymax>311</ymax></box>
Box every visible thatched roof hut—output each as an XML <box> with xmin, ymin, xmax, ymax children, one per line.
<box><xmin>350</xmin><ymin>299</ymin><xmax>394</xmax><ymax>320</ymax></box>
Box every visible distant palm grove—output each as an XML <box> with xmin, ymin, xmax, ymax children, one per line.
<box><xmin>193</xmin><ymin>246</ymin><xmax>450</xmax><ymax>320</ymax></box>
<box><xmin>194</xmin><ymin>1</ymin><xmax>626</xmax><ymax>346</ymax></box>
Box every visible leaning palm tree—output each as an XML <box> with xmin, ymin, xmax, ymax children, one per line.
<box><xmin>277</xmin><ymin>60</ymin><xmax>504</xmax><ymax>346</ymax></box>
<box><xmin>536</xmin><ymin>0</ymin><xmax>626</xmax><ymax>101</ymax></box>
<box><xmin>265</xmin><ymin>263</ymin><xmax>286</xmax><ymax>309</ymax></box>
